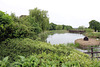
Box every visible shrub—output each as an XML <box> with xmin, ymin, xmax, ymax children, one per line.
<box><xmin>0</xmin><ymin>11</ymin><xmax>13</xmax><ymax>42</ymax></box>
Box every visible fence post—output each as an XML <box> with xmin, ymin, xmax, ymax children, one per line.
<box><xmin>91</xmin><ymin>46</ymin><xmax>93</xmax><ymax>58</ymax></box>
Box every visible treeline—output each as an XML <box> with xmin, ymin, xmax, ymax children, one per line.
<box><xmin>71</xmin><ymin>20</ymin><xmax>100</xmax><ymax>32</ymax></box>
<box><xmin>49</xmin><ymin>23</ymin><xmax>72</xmax><ymax>30</ymax></box>
<box><xmin>77</xmin><ymin>20</ymin><xmax>100</xmax><ymax>32</ymax></box>
<box><xmin>0</xmin><ymin>8</ymin><xmax>72</xmax><ymax>42</ymax></box>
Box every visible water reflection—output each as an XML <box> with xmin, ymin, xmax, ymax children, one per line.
<box><xmin>46</xmin><ymin>33</ymin><xmax>100</xmax><ymax>58</ymax></box>
<box><xmin>46</xmin><ymin>33</ymin><xmax>85</xmax><ymax>45</ymax></box>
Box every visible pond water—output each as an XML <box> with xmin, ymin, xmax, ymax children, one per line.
<box><xmin>46</xmin><ymin>33</ymin><xmax>85</xmax><ymax>45</ymax></box>
<box><xmin>46</xmin><ymin>33</ymin><xmax>100</xmax><ymax>57</ymax></box>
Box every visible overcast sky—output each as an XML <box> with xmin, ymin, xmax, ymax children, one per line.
<box><xmin>0</xmin><ymin>0</ymin><xmax>100</xmax><ymax>28</ymax></box>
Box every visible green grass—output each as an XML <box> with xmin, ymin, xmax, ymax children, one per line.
<box><xmin>84</xmin><ymin>32</ymin><xmax>100</xmax><ymax>38</ymax></box>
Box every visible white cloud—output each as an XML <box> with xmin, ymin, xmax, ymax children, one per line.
<box><xmin>0</xmin><ymin>0</ymin><xmax>100</xmax><ymax>27</ymax></box>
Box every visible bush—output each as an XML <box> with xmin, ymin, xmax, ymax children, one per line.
<box><xmin>0</xmin><ymin>38</ymin><xmax>89</xmax><ymax>62</ymax></box>
<box><xmin>0</xmin><ymin>11</ymin><xmax>13</xmax><ymax>42</ymax></box>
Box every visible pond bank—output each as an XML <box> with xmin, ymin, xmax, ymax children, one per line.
<box><xmin>84</xmin><ymin>32</ymin><xmax>100</xmax><ymax>38</ymax></box>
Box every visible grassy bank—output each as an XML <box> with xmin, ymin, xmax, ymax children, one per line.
<box><xmin>84</xmin><ymin>32</ymin><xmax>100</xmax><ymax>38</ymax></box>
<box><xmin>69</xmin><ymin>28</ymin><xmax>100</xmax><ymax>38</ymax></box>
<box><xmin>0</xmin><ymin>38</ymin><xmax>100</xmax><ymax>67</ymax></box>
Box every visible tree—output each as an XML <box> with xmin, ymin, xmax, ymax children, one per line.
<box><xmin>78</xmin><ymin>26</ymin><xmax>86</xmax><ymax>30</ymax></box>
<box><xmin>89</xmin><ymin>20</ymin><xmax>100</xmax><ymax>32</ymax></box>
<box><xmin>56</xmin><ymin>25</ymin><xmax>63</xmax><ymax>30</ymax></box>
<box><xmin>10</xmin><ymin>13</ymin><xmax>19</xmax><ymax>22</ymax></box>
<box><xmin>49</xmin><ymin>23</ymin><xmax>57</xmax><ymax>30</ymax></box>
<box><xmin>29</xmin><ymin>8</ymin><xmax>49</xmax><ymax>31</ymax></box>
<box><xmin>66</xmin><ymin>25</ymin><xmax>73</xmax><ymax>30</ymax></box>
<box><xmin>0</xmin><ymin>11</ymin><xmax>13</xmax><ymax>41</ymax></box>
<box><xmin>62</xmin><ymin>25</ymin><xmax>66</xmax><ymax>30</ymax></box>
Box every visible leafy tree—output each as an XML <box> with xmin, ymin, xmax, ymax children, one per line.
<box><xmin>66</xmin><ymin>25</ymin><xmax>73</xmax><ymax>30</ymax></box>
<box><xmin>56</xmin><ymin>25</ymin><xmax>63</xmax><ymax>30</ymax></box>
<box><xmin>62</xmin><ymin>25</ymin><xmax>66</xmax><ymax>30</ymax></box>
<box><xmin>0</xmin><ymin>11</ymin><xmax>13</xmax><ymax>41</ymax></box>
<box><xmin>49</xmin><ymin>23</ymin><xmax>57</xmax><ymax>30</ymax></box>
<box><xmin>89</xmin><ymin>20</ymin><xmax>100</xmax><ymax>32</ymax></box>
<box><xmin>78</xmin><ymin>26</ymin><xmax>86</xmax><ymax>30</ymax></box>
<box><xmin>11</xmin><ymin>23</ymin><xmax>30</xmax><ymax>38</ymax></box>
<box><xmin>62</xmin><ymin>25</ymin><xmax>72</xmax><ymax>30</ymax></box>
<box><xmin>0</xmin><ymin>11</ymin><xmax>12</xmax><ymax>25</ymax></box>
<box><xmin>29</xmin><ymin>8</ymin><xmax>49</xmax><ymax>31</ymax></box>
<box><xmin>10</xmin><ymin>13</ymin><xmax>19</xmax><ymax>22</ymax></box>
<box><xmin>0</xmin><ymin>10</ymin><xmax>38</xmax><ymax>41</ymax></box>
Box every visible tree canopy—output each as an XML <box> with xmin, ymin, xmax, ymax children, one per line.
<box><xmin>89</xmin><ymin>20</ymin><xmax>100</xmax><ymax>32</ymax></box>
<box><xmin>29</xmin><ymin>8</ymin><xmax>49</xmax><ymax>31</ymax></box>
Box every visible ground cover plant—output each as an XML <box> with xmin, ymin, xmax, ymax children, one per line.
<box><xmin>0</xmin><ymin>38</ymin><xmax>100</xmax><ymax>67</ymax></box>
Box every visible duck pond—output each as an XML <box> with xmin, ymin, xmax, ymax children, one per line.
<box><xmin>46</xmin><ymin>33</ymin><xmax>100</xmax><ymax>58</ymax></box>
<box><xmin>46</xmin><ymin>33</ymin><xmax>84</xmax><ymax>44</ymax></box>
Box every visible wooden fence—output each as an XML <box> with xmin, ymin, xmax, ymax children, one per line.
<box><xmin>69</xmin><ymin>30</ymin><xmax>85</xmax><ymax>34</ymax></box>
<box><xmin>84</xmin><ymin>46</ymin><xmax>100</xmax><ymax>58</ymax></box>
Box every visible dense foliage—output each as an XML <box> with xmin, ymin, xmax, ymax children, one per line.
<box><xmin>29</xmin><ymin>8</ymin><xmax>49</xmax><ymax>31</ymax></box>
<box><xmin>0</xmin><ymin>9</ymin><xmax>73</xmax><ymax>42</ymax></box>
<box><xmin>89</xmin><ymin>20</ymin><xmax>100</xmax><ymax>32</ymax></box>
<box><xmin>0</xmin><ymin>38</ymin><xmax>100</xmax><ymax>67</ymax></box>
<box><xmin>49</xmin><ymin>23</ymin><xmax>72</xmax><ymax>30</ymax></box>
<box><xmin>0</xmin><ymin>11</ymin><xmax>13</xmax><ymax>41</ymax></box>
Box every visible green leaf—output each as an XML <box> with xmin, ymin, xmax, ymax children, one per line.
<box><xmin>18</xmin><ymin>56</ymin><xmax>25</xmax><ymax>62</ymax></box>
<box><xmin>0</xmin><ymin>24</ymin><xmax>4</xmax><ymax>28</ymax></box>
<box><xmin>10</xmin><ymin>62</ymin><xmax>22</xmax><ymax>67</ymax></box>
<box><xmin>62</xmin><ymin>63</ymin><xmax>66</xmax><ymax>67</ymax></box>
<box><xmin>3</xmin><ymin>56</ymin><xmax>9</xmax><ymax>62</ymax></box>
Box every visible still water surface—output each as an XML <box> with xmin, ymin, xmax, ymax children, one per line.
<box><xmin>46</xmin><ymin>33</ymin><xmax>85</xmax><ymax>45</ymax></box>
<box><xmin>46</xmin><ymin>33</ymin><xmax>100</xmax><ymax>57</ymax></box>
